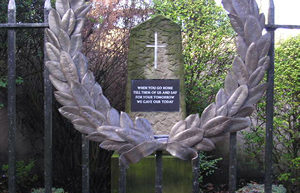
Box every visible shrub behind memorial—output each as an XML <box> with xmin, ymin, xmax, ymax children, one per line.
<box><xmin>153</xmin><ymin>0</ymin><xmax>235</xmax><ymax>114</ymax></box>
<box><xmin>242</xmin><ymin>35</ymin><xmax>300</xmax><ymax>192</ymax></box>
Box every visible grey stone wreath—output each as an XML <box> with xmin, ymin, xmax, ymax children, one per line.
<box><xmin>45</xmin><ymin>0</ymin><xmax>271</xmax><ymax>167</ymax></box>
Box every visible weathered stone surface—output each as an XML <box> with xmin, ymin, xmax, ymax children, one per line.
<box><xmin>125</xmin><ymin>15</ymin><xmax>186</xmax><ymax>135</ymax></box>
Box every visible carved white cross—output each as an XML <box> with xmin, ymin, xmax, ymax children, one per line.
<box><xmin>146</xmin><ymin>32</ymin><xmax>166</xmax><ymax>69</ymax></box>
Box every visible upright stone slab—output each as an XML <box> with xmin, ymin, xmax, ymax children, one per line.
<box><xmin>126</xmin><ymin>15</ymin><xmax>186</xmax><ymax>135</ymax></box>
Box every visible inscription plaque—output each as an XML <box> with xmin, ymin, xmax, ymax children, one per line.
<box><xmin>131</xmin><ymin>79</ymin><xmax>180</xmax><ymax>112</ymax></box>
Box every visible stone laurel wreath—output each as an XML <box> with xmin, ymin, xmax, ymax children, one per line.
<box><xmin>45</xmin><ymin>0</ymin><xmax>271</xmax><ymax>167</ymax></box>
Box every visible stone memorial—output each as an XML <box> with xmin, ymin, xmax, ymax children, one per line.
<box><xmin>125</xmin><ymin>15</ymin><xmax>186</xmax><ymax>135</ymax></box>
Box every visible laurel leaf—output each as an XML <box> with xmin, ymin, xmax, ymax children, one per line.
<box><xmin>45</xmin><ymin>42</ymin><xmax>60</xmax><ymax>62</ymax></box>
<box><xmin>96</xmin><ymin>126</ymin><xmax>126</xmax><ymax>142</ymax></box>
<box><xmin>262</xmin><ymin>56</ymin><xmax>270</xmax><ymax>70</ymax></box>
<box><xmin>258</xmin><ymin>56</ymin><xmax>269</xmax><ymax>68</ymax></box>
<box><xmin>74</xmin><ymin>124</ymin><xmax>94</xmax><ymax>134</ymax></box>
<box><xmin>232</xmin><ymin>56</ymin><xmax>249</xmax><ymax>85</ymax></box>
<box><xmin>75</xmin><ymin>4</ymin><xmax>91</xmax><ymax>18</ymax></box>
<box><xmin>228</xmin><ymin>14</ymin><xmax>244</xmax><ymax>36</ymax></box>
<box><xmin>185</xmin><ymin>114</ymin><xmax>200</xmax><ymax>129</ymax></box>
<box><xmin>115</xmin><ymin>128</ymin><xmax>144</xmax><ymax>145</ymax></box>
<box><xmin>217</xmin><ymin>104</ymin><xmax>228</xmax><ymax>116</ymax></box>
<box><xmin>116</xmin><ymin>128</ymin><xmax>138</xmax><ymax>146</ymax></box>
<box><xmin>102</xmin><ymin>125</ymin><xmax>132</xmax><ymax>142</ymax></box>
<box><xmin>169</xmin><ymin>120</ymin><xmax>187</xmax><ymax>138</ymax></box>
<box><xmin>55</xmin><ymin>0</ymin><xmax>70</xmax><ymax>17</ymax></box>
<box><xmin>172</xmin><ymin>120</ymin><xmax>188</xmax><ymax>136</ymax></box>
<box><xmin>107</xmin><ymin>108</ymin><xmax>120</xmax><ymax>127</ymax></box>
<box><xmin>120</xmin><ymin>112</ymin><xmax>134</xmax><ymax>129</ymax></box>
<box><xmin>256</xmin><ymin>33</ymin><xmax>271</xmax><ymax>58</ymax></box>
<box><xmin>91</xmin><ymin>84</ymin><xmax>104</xmax><ymax>111</ymax></box>
<box><xmin>96</xmin><ymin>94</ymin><xmax>111</xmax><ymax>114</ymax></box>
<box><xmin>135</xmin><ymin>118</ymin><xmax>154</xmax><ymax>138</ymax></box>
<box><xmin>49</xmin><ymin>75</ymin><xmax>71</xmax><ymax>94</ymax></box>
<box><xmin>248</xmin><ymin>66</ymin><xmax>266</xmax><ymax>88</ymax></box>
<box><xmin>87</xmin><ymin>132</ymin><xmax>106</xmax><ymax>143</ymax></box>
<box><xmin>259</xmin><ymin>13</ymin><xmax>265</xmax><ymax>29</ymax></box>
<box><xmin>71</xmin><ymin>81</ymin><xmax>93</xmax><ymax>107</ymax></box>
<box><xmin>118</xmin><ymin>144</ymin><xmax>135</xmax><ymax>154</ymax></box>
<box><xmin>227</xmin><ymin>85</ymin><xmax>248</xmax><ymax>116</ymax></box>
<box><xmin>100</xmin><ymin>140</ymin><xmax>125</xmax><ymax>151</ymax></box>
<box><xmin>73</xmin><ymin>18</ymin><xmax>85</xmax><ymax>34</ymax></box>
<box><xmin>224</xmin><ymin>71</ymin><xmax>238</xmax><ymax>96</ymax></box>
<box><xmin>45</xmin><ymin>61</ymin><xmax>65</xmax><ymax>81</ymax></box>
<box><xmin>167</xmin><ymin>142</ymin><xmax>197</xmax><ymax>160</ymax></box>
<box><xmin>249</xmin><ymin>0</ymin><xmax>259</xmax><ymax>17</ymax></box>
<box><xmin>204</xmin><ymin>119</ymin><xmax>231</xmax><ymax>137</ymax></box>
<box><xmin>222</xmin><ymin>0</ymin><xmax>235</xmax><ymax>14</ymax></box>
<box><xmin>236</xmin><ymin>36</ymin><xmax>247</xmax><ymax>61</ymax></box>
<box><xmin>201</xmin><ymin>116</ymin><xmax>230</xmax><ymax>131</ymax></box>
<box><xmin>70</xmin><ymin>34</ymin><xmax>82</xmax><ymax>57</ymax></box>
<box><xmin>80</xmin><ymin>113</ymin><xmax>101</xmax><ymax>128</ymax></box>
<box><xmin>234</xmin><ymin>105</ymin><xmax>254</xmax><ymax>117</ymax></box>
<box><xmin>73</xmin><ymin>118</ymin><xmax>94</xmax><ymax>134</ymax></box>
<box><xmin>88</xmin><ymin>134</ymin><xmax>105</xmax><ymax>143</ymax></box>
<box><xmin>245</xmin><ymin>43</ymin><xmax>258</xmax><ymax>74</ymax></box>
<box><xmin>70</xmin><ymin>0</ymin><xmax>85</xmax><ymax>10</ymax></box>
<box><xmin>171</xmin><ymin>127</ymin><xmax>199</xmax><ymax>142</ymax></box>
<box><xmin>246</xmin><ymin>83</ymin><xmax>268</xmax><ymax>105</ymax></box>
<box><xmin>228</xmin><ymin>117</ymin><xmax>251</xmax><ymax>133</ymax></box>
<box><xmin>59</xmin><ymin>106</ymin><xmax>81</xmax><ymax>121</ymax></box>
<box><xmin>180</xmin><ymin>128</ymin><xmax>204</xmax><ymax>147</ymax></box>
<box><xmin>82</xmin><ymin>71</ymin><xmax>95</xmax><ymax>93</ymax></box>
<box><xmin>200</xmin><ymin>103</ymin><xmax>216</xmax><ymax>128</ymax></box>
<box><xmin>61</xmin><ymin>9</ymin><xmax>76</xmax><ymax>35</ymax></box>
<box><xmin>90</xmin><ymin>82</ymin><xmax>103</xmax><ymax>96</ymax></box>
<box><xmin>173</xmin><ymin>128</ymin><xmax>203</xmax><ymax>147</ymax></box>
<box><xmin>58</xmin><ymin>29</ymin><xmax>70</xmax><ymax>52</ymax></box>
<box><xmin>60</xmin><ymin>51</ymin><xmax>79</xmax><ymax>83</ymax></box>
<box><xmin>55</xmin><ymin>91</ymin><xmax>76</xmax><ymax>106</ymax></box>
<box><xmin>120</xmin><ymin>141</ymin><xmax>158</xmax><ymax>166</ymax></box>
<box><xmin>80</xmin><ymin>106</ymin><xmax>105</xmax><ymax>126</ymax></box>
<box><xmin>73</xmin><ymin>52</ymin><xmax>88</xmax><ymax>80</ymax></box>
<box><xmin>98</xmin><ymin>126</ymin><xmax>123</xmax><ymax>141</ymax></box>
<box><xmin>45</xmin><ymin>29</ymin><xmax>60</xmax><ymax>49</ymax></box>
<box><xmin>48</xmin><ymin>9</ymin><xmax>62</xmax><ymax>36</ymax></box>
<box><xmin>216</xmin><ymin>88</ymin><xmax>228</xmax><ymax>108</ymax></box>
<box><xmin>194</xmin><ymin>138</ymin><xmax>215</xmax><ymax>151</ymax></box>
<box><xmin>244</xmin><ymin>16</ymin><xmax>262</xmax><ymax>45</ymax></box>
<box><xmin>232</xmin><ymin>0</ymin><xmax>249</xmax><ymax>22</ymax></box>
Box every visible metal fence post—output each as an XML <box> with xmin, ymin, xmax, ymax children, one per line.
<box><xmin>155</xmin><ymin>151</ymin><xmax>163</xmax><ymax>193</ymax></box>
<box><xmin>119</xmin><ymin>160</ymin><xmax>127</xmax><ymax>193</ymax></box>
<box><xmin>44</xmin><ymin>0</ymin><xmax>52</xmax><ymax>193</ymax></box>
<box><xmin>192</xmin><ymin>153</ymin><xmax>200</xmax><ymax>193</ymax></box>
<box><xmin>229</xmin><ymin>132</ymin><xmax>237</xmax><ymax>193</ymax></box>
<box><xmin>7</xmin><ymin>0</ymin><xmax>16</xmax><ymax>192</ymax></box>
<box><xmin>82</xmin><ymin>136</ymin><xmax>90</xmax><ymax>193</ymax></box>
<box><xmin>265</xmin><ymin>0</ymin><xmax>275</xmax><ymax>192</ymax></box>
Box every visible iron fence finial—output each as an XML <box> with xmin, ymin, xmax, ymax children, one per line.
<box><xmin>268</xmin><ymin>0</ymin><xmax>275</xmax><ymax>25</ymax></box>
<box><xmin>44</xmin><ymin>0</ymin><xmax>52</xmax><ymax>10</ymax></box>
<box><xmin>8</xmin><ymin>0</ymin><xmax>16</xmax><ymax>10</ymax></box>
